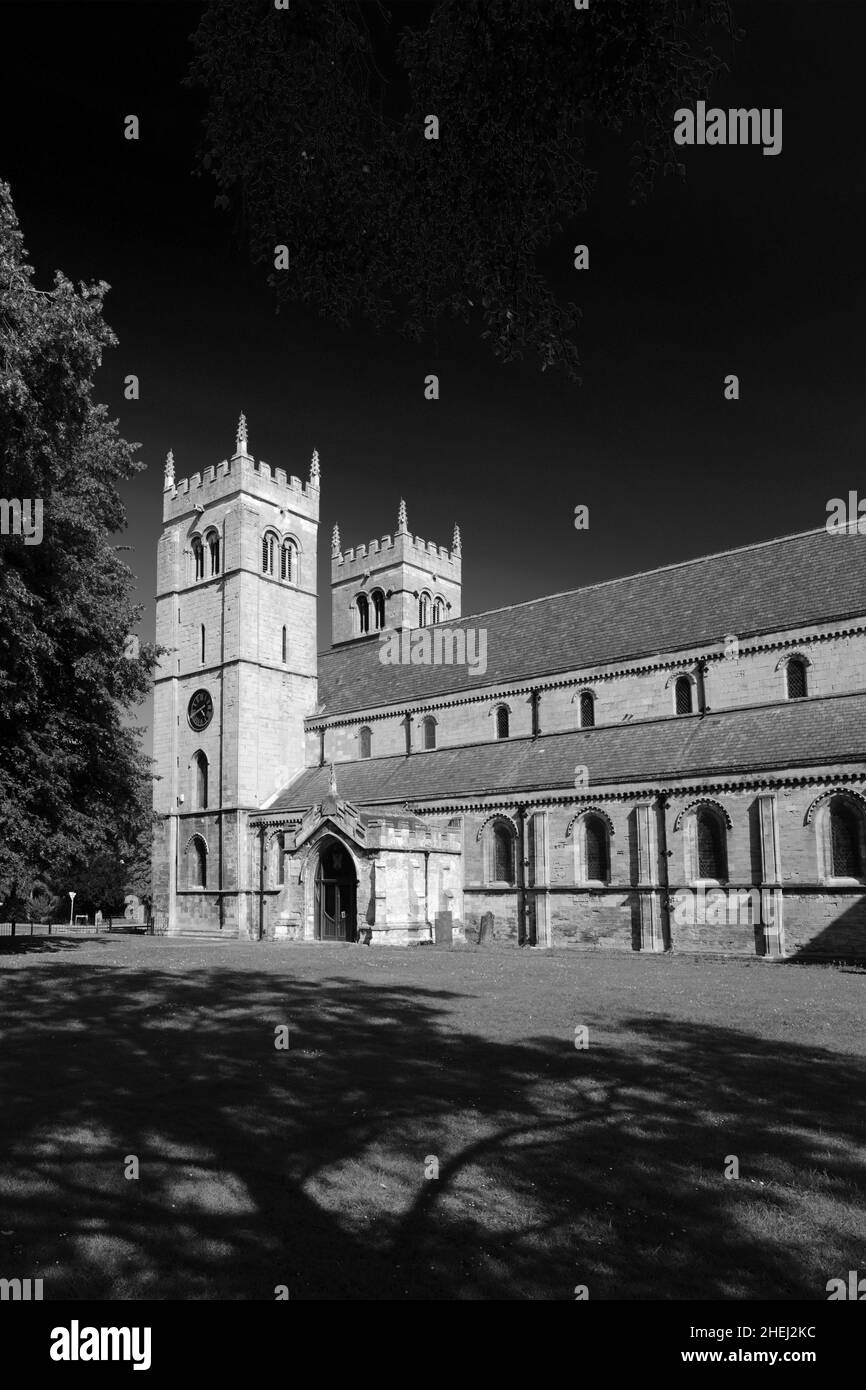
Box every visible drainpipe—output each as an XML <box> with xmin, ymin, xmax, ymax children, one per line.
<box><xmin>658</xmin><ymin>792</ymin><xmax>671</xmax><ymax>950</ymax></box>
<box><xmin>696</xmin><ymin>662</ymin><xmax>709</xmax><ymax>714</ymax></box>
<box><xmin>423</xmin><ymin>848</ymin><xmax>431</xmax><ymax>942</ymax></box>
<box><xmin>258</xmin><ymin>824</ymin><xmax>265</xmax><ymax>942</ymax></box>
<box><xmin>218</xmin><ymin>565</ymin><xmax>226</xmax><ymax>932</ymax></box>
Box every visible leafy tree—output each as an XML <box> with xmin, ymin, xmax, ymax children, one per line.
<box><xmin>0</xmin><ymin>182</ymin><xmax>158</xmax><ymax>921</ymax></box>
<box><xmin>188</xmin><ymin>0</ymin><xmax>737</xmax><ymax>380</ymax></box>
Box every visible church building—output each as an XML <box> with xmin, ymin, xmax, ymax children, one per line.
<box><xmin>151</xmin><ymin>419</ymin><xmax>866</xmax><ymax>959</ymax></box>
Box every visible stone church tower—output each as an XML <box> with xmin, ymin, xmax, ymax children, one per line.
<box><xmin>330</xmin><ymin>499</ymin><xmax>462</xmax><ymax>644</ymax></box>
<box><xmin>151</xmin><ymin>417</ymin><xmax>320</xmax><ymax>935</ymax></box>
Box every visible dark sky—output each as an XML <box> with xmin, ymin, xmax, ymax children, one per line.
<box><xmin>1</xmin><ymin>1</ymin><xmax>864</xmax><ymax>751</ymax></box>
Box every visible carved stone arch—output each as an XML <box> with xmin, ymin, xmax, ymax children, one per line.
<box><xmin>664</xmin><ymin>668</ymin><xmax>697</xmax><ymax>690</ymax></box>
<box><xmin>804</xmin><ymin>786</ymin><xmax>866</xmax><ymax>826</ymax></box>
<box><xmin>184</xmin><ymin>831</ymin><xmax>209</xmax><ymax>889</ymax></box>
<box><xmin>489</xmin><ymin>700</ymin><xmax>512</xmax><ymax>717</ymax></box>
<box><xmin>477</xmin><ymin>814</ymin><xmax>518</xmax><ymax>885</ymax></box>
<box><xmin>297</xmin><ymin>828</ymin><xmax>364</xmax><ymax>883</ymax></box>
<box><xmin>295</xmin><ymin>830</ymin><xmax>365</xmax><ymax>942</ymax></box>
<box><xmin>570</xmin><ymin>686</ymin><xmax>597</xmax><ymax>703</ymax></box>
<box><xmin>567</xmin><ymin>806</ymin><xmax>613</xmax><ymax>884</ymax></box>
<box><xmin>775</xmin><ymin>650</ymin><xmax>812</xmax><ymax>672</ymax></box>
<box><xmin>476</xmin><ymin>812</ymin><xmax>519</xmax><ymax>842</ymax></box>
<box><xmin>673</xmin><ymin>798</ymin><xmax>733</xmax><ymax>833</ymax></box>
<box><xmin>565</xmin><ymin>806</ymin><xmax>615</xmax><ymax>839</ymax></box>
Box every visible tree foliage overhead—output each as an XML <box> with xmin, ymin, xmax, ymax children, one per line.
<box><xmin>0</xmin><ymin>182</ymin><xmax>158</xmax><ymax>915</ymax></box>
<box><xmin>188</xmin><ymin>0</ymin><xmax>737</xmax><ymax>380</ymax></box>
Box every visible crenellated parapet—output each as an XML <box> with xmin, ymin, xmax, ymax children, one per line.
<box><xmin>333</xmin><ymin>528</ymin><xmax>461</xmax><ymax>583</ymax></box>
<box><xmin>162</xmin><ymin>416</ymin><xmax>320</xmax><ymax>525</ymax></box>
<box><xmin>330</xmin><ymin>499</ymin><xmax>462</xmax><ymax>644</ymax></box>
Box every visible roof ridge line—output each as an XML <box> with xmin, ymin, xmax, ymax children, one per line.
<box><xmin>428</xmin><ymin>524</ymin><xmax>840</xmax><ymax>628</ymax></box>
<box><xmin>315</xmin><ymin>523</ymin><xmax>841</xmax><ymax>652</ymax></box>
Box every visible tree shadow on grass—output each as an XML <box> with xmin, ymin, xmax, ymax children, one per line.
<box><xmin>0</xmin><ymin>937</ymin><xmax>113</xmax><ymax>956</ymax></box>
<box><xmin>0</xmin><ymin>958</ymin><xmax>863</xmax><ymax>1300</ymax></box>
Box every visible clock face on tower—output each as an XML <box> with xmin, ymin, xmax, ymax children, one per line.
<box><xmin>187</xmin><ymin>688</ymin><xmax>214</xmax><ymax>732</ymax></box>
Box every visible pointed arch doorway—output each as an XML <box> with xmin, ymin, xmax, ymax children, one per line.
<box><xmin>314</xmin><ymin>838</ymin><xmax>358</xmax><ymax>942</ymax></box>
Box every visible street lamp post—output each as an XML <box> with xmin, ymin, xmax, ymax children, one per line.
<box><xmin>68</xmin><ymin>890</ymin><xmax>76</xmax><ymax>928</ymax></box>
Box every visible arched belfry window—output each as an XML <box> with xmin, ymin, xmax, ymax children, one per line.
<box><xmin>356</xmin><ymin>593</ymin><xmax>370</xmax><ymax>635</ymax></box>
<box><xmin>192</xmin><ymin>751</ymin><xmax>208</xmax><ymax>810</ymax></box>
<box><xmin>371</xmin><ymin>589</ymin><xmax>386</xmax><ymax>630</ymax></box>
<box><xmin>262</xmin><ymin>532</ymin><xmax>277</xmax><ymax>576</ymax></box>
<box><xmin>495</xmin><ymin>705</ymin><xmax>510</xmax><ymax>740</ymax></box>
<box><xmin>281</xmin><ymin>540</ymin><xmax>296</xmax><ymax>583</ymax></box>
<box><xmin>423</xmin><ymin>716</ymin><xmax>437</xmax><ymax>750</ymax></box>
<box><xmin>786</xmin><ymin>656</ymin><xmax>808</xmax><ymax>700</ymax></box>
<box><xmin>579</xmin><ymin>691</ymin><xmax>595</xmax><ymax>729</ymax></box>
<box><xmin>188</xmin><ymin>835</ymin><xmax>207</xmax><ymax>889</ymax></box>
<box><xmin>674</xmin><ymin>676</ymin><xmax>693</xmax><ymax>716</ymax></box>
<box><xmin>432</xmin><ymin>597</ymin><xmax>445</xmax><ymax>624</ymax></box>
<box><xmin>192</xmin><ymin>536</ymin><xmax>204</xmax><ymax>582</ymax></box>
<box><xmin>207</xmin><ymin>530</ymin><xmax>220</xmax><ymax>576</ymax></box>
<box><xmin>419</xmin><ymin>592</ymin><xmax>430</xmax><ymax>627</ymax></box>
<box><xmin>358</xmin><ymin>726</ymin><xmax>372</xmax><ymax>758</ymax></box>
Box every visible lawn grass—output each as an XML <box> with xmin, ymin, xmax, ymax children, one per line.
<box><xmin>0</xmin><ymin>937</ymin><xmax>864</xmax><ymax>1300</ymax></box>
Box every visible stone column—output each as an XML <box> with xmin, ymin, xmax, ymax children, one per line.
<box><xmin>757</xmin><ymin>792</ymin><xmax>784</xmax><ymax>957</ymax></box>
<box><xmin>529</xmin><ymin>809</ymin><xmax>550</xmax><ymax>947</ymax></box>
<box><xmin>635</xmin><ymin>798</ymin><xmax>666</xmax><ymax>952</ymax></box>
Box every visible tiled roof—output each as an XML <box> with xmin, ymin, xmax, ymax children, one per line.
<box><xmin>268</xmin><ymin>692</ymin><xmax>866</xmax><ymax>813</ymax></box>
<box><xmin>315</xmin><ymin>527</ymin><xmax>866</xmax><ymax>716</ymax></box>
